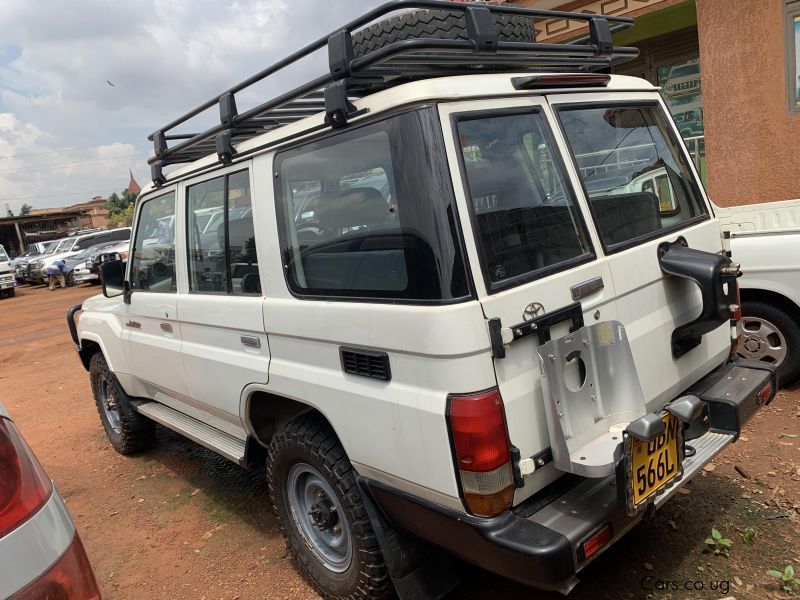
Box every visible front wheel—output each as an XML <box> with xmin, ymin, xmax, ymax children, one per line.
<box><xmin>737</xmin><ymin>300</ymin><xmax>800</xmax><ymax>385</ymax></box>
<box><xmin>89</xmin><ymin>352</ymin><xmax>154</xmax><ymax>454</ymax></box>
<box><xmin>267</xmin><ymin>414</ymin><xmax>392</xmax><ymax>600</ymax></box>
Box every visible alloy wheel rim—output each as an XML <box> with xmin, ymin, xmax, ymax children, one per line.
<box><xmin>737</xmin><ymin>316</ymin><xmax>787</xmax><ymax>367</ymax></box>
<box><xmin>286</xmin><ymin>463</ymin><xmax>352</xmax><ymax>573</ymax></box>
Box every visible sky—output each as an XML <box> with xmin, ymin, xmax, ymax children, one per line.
<box><xmin>0</xmin><ymin>0</ymin><xmax>385</xmax><ymax>214</ymax></box>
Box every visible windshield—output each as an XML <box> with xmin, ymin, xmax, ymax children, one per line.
<box><xmin>0</xmin><ymin>246</ymin><xmax>7</xmax><ymax>262</ymax></box>
<box><xmin>55</xmin><ymin>238</ymin><xmax>75</xmax><ymax>253</ymax></box>
<box><xmin>43</xmin><ymin>241</ymin><xmax>59</xmax><ymax>254</ymax></box>
<box><xmin>72</xmin><ymin>243</ymin><xmax>115</xmax><ymax>261</ymax></box>
<box><xmin>557</xmin><ymin>103</ymin><xmax>707</xmax><ymax>249</ymax></box>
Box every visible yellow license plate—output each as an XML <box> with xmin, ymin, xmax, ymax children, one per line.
<box><xmin>630</xmin><ymin>413</ymin><xmax>681</xmax><ymax>506</ymax></box>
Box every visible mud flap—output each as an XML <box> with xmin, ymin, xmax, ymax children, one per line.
<box><xmin>358</xmin><ymin>478</ymin><xmax>460</xmax><ymax>600</ymax></box>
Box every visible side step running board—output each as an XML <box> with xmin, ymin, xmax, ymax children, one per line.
<box><xmin>134</xmin><ymin>401</ymin><xmax>247</xmax><ymax>466</ymax></box>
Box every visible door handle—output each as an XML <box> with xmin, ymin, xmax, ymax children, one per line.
<box><xmin>125</xmin><ymin>320</ymin><xmax>141</xmax><ymax>329</ymax></box>
<box><xmin>570</xmin><ymin>276</ymin><xmax>604</xmax><ymax>301</ymax></box>
<box><xmin>240</xmin><ymin>335</ymin><xmax>261</xmax><ymax>348</ymax></box>
<box><xmin>160</xmin><ymin>323</ymin><xmax>173</xmax><ymax>333</ymax></box>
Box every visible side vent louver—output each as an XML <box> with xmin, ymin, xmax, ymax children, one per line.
<box><xmin>340</xmin><ymin>347</ymin><xmax>391</xmax><ymax>381</ymax></box>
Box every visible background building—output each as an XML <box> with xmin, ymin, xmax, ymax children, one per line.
<box><xmin>505</xmin><ymin>0</ymin><xmax>800</xmax><ymax>207</ymax></box>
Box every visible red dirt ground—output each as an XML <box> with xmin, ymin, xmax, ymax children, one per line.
<box><xmin>2</xmin><ymin>283</ymin><xmax>798</xmax><ymax>600</ymax></box>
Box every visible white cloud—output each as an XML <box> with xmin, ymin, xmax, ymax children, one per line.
<box><xmin>0</xmin><ymin>0</ymin><xmax>382</xmax><ymax>213</ymax></box>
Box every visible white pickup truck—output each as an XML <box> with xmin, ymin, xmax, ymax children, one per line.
<box><xmin>717</xmin><ymin>200</ymin><xmax>800</xmax><ymax>385</ymax></box>
<box><xmin>0</xmin><ymin>245</ymin><xmax>16</xmax><ymax>298</ymax></box>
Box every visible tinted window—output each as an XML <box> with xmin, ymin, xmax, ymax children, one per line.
<box><xmin>129</xmin><ymin>192</ymin><xmax>176</xmax><ymax>292</ymax></box>
<box><xmin>275</xmin><ymin>109</ymin><xmax>469</xmax><ymax>302</ymax></box>
<box><xmin>558</xmin><ymin>104</ymin><xmax>707</xmax><ymax>250</ymax></box>
<box><xmin>109</xmin><ymin>228</ymin><xmax>131</xmax><ymax>242</ymax></box>
<box><xmin>457</xmin><ymin>111</ymin><xmax>591</xmax><ymax>289</ymax></box>
<box><xmin>75</xmin><ymin>233</ymin><xmax>111</xmax><ymax>250</ymax></box>
<box><xmin>187</xmin><ymin>170</ymin><xmax>258</xmax><ymax>294</ymax></box>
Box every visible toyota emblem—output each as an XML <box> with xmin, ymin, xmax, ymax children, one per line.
<box><xmin>523</xmin><ymin>302</ymin><xmax>545</xmax><ymax>321</ymax></box>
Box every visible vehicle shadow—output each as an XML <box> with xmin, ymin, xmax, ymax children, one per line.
<box><xmin>144</xmin><ymin>426</ymin><xmax>275</xmax><ymax>537</ymax></box>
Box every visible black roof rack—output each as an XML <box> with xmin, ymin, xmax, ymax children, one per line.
<box><xmin>147</xmin><ymin>0</ymin><xmax>638</xmax><ymax>185</ymax></box>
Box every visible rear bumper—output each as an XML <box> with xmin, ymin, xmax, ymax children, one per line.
<box><xmin>368</xmin><ymin>359</ymin><xmax>775</xmax><ymax>592</ymax></box>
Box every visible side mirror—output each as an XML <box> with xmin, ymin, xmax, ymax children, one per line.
<box><xmin>101</xmin><ymin>260</ymin><xmax>126</xmax><ymax>298</ymax></box>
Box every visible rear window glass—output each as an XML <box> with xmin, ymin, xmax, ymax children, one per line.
<box><xmin>456</xmin><ymin>110</ymin><xmax>592</xmax><ymax>289</ymax></box>
<box><xmin>275</xmin><ymin>108</ymin><xmax>469</xmax><ymax>302</ymax></box>
<box><xmin>558</xmin><ymin>104</ymin><xmax>707</xmax><ymax>250</ymax></box>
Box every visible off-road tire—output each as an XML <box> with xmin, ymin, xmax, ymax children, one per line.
<box><xmin>267</xmin><ymin>414</ymin><xmax>392</xmax><ymax>600</ymax></box>
<box><xmin>738</xmin><ymin>299</ymin><xmax>800</xmax><ymax>386</ymax></box>
<box><xmin>352</xmin><ymin>5</ymin><xmax>537</xmax><ymax>59</ymax></box>
<box><xmin>89</xmin><ymin>352</ymin><xmax>154</xmax><ymax>454</ymax></box>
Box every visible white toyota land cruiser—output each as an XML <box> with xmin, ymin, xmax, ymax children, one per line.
<box><xmin>68</xmin><ymin>3</ymin><xmax>777</xmax><ymax>598</ymax></box>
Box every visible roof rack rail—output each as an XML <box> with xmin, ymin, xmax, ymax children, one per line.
<box><xmin>147</xmin><ymin>0</ymin><xmax>638</xmax><ymax>185</ymax></box>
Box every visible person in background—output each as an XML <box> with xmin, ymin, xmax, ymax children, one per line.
<box><xmin>46</xmin><ymin>260</ymin><xmax>68</xmax><ymax>291</ymax></box>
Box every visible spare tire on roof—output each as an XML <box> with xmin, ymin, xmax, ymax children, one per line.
<box><xmin>351</xmin><ymin>5</ymin><xmax>537</xmax><ymax>59</ymax></box>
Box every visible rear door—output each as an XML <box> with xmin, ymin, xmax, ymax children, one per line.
<box><xmin>550</xmin><ymin>91</ymin><xmax>730</xmax><ymax>410</ymax></box>
<box><xmin>178</xmin><ymin>167</ymin><xmax>268</xmax><ymax>436</ymax></box>
<box><xmin>440</xmin><ymin>98</ymin><xmax>619</xmax><ymax>497</ymax></box>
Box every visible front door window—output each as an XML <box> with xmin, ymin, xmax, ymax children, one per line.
<box><xmin>129</xmin><ymin>191</ymin><xmax>176</xmax><ymax>293</ymax></box>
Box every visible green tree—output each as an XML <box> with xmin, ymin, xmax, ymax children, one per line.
<box><xmin>105</xmin><ymin>189</ymin><xmax>139</xmax><ymax>227</ymax></box>
<box><xmin>19</xmin><ymin>203</ymin><xmax>32</xmax><ymax>216</ymax></box>
<box><xmin>107</xmin><ymin>203</ymin><xmax>135</xmax><ymax>228</ymax></box>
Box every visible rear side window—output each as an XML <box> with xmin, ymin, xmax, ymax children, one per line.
<box><xmin>456</xmin><ymin>110</ymin><xmax>592</xmax><ymax>290</ymax></box>
<box><xmin>558</xmin><ymin>103</ymin><xmax>708</xmax><ymax>251</ymax></box>
<box><xmin>129</xmin><ymin>191</ymin><xmax>176</xmax><ymax>293</ymax></box>
<box><xmin>275</xmin><ymin>108</ymin><xmax>469</xmax><ymax>302</ymax></box>
<box><xmin>75</xmin><ymin>233</ymin><xmax>110</xmax><ymax>250</ymax></box>
<box><xmin>187</xmin><ymin>170</ymin><xmax>259</xmax><ymax>294</ymax></box>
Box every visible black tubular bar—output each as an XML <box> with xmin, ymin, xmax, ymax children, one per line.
<box><xmin>147</xmin><ymin>0</ymin><xmax>637</xmax><ymax>172</ymax></box>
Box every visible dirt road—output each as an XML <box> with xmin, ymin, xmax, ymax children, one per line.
<box><xmin>2</xmin><ymin>284</ymin><xmax>798</xmax><ymax>600</ymax></box>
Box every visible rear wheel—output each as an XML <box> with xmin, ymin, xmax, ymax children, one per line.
<box><xmin>737</xmin><ymin>300</ymin><xmax>800</xmax><ymax>385</ymax></box>
<box><xmin>89</xmin><ymin>352</ymin><xmax>154</xmax><ymax>454</ymax></box>
<box><xmin>267</xmin><ymin>414</ymin><xmax>392</xmax><ymax>600</ymax></box>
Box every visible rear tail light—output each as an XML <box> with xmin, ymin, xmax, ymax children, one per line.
<box><xmin>0</xmin><ymin>417</ymin><xmax>52</xmax><ymax>538</ymax></box>
<box><xmin>757</xmin><ymin>381</ymin><xmax>774</xmax><ymax>405</ymax></box>
<box><xmin>577</xmin><ymin>523</ymin><xmax>613</xmax><ymax>561</ymax></box>
<box><xmin>447</xmin><ymin>388</ymin><xmax>515</xmax><ymax>517</ymax></box>
<box><xmin>9</xmin><ymin>534</ymin><xmax>101</xmax><ymax>600</ymax></box>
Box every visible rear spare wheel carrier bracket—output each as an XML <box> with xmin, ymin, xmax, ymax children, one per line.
<box><xmin>657</xmin><ymin>237</ymin><xmax>741</xmax><ymax>358</ymax></box>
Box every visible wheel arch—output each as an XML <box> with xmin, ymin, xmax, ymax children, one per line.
<box><xmin>77</xmin><ymin>331</ymin><xmax>128</xmax><ymax>375</ymax></box>
<box><xmin>243</xmin><ymin>388</ymin><xmax>340</xmax><ymax>449</ymax></box>
<box><xmin>739</xmin><ymin>287</ymin><xmax>800</xmax><ymax>320</ymax></box>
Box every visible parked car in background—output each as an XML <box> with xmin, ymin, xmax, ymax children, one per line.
<box><xmin>716</xmin><ymin>199</ymin><xmax>800</xmax><ymax>385</ymax></box>
<box><xmin>21</xmin><ymin>239</ymin><xmax>64</xmax><ymax>284</ymax></box>
<box><xmin>9</xmin><ymin>242</ymin><xmax>50</xmax><ymax>279</ymax></box>
<box><xmin>30</xmin><ymin>228</ymin><xmax>131</xmax><ymax>285</ymax></box>
<box><xmin>0</xmin><ymin>244</ymin><xmax>15</xmax><ymax>298</ymax></box>
<box><xmin>0</xmin><ymin>400</ymin><xmax>101</xmax><ymax>598</ymax></box>
<box><xmin>72</xmin><ymin>241</ymin><xmax>129</xmax><ymax>285</ymax></box>
<box><xmin>57</xmin><ymin>242</ymin><xmax>121</xmax><ymax>286</ymax></box>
